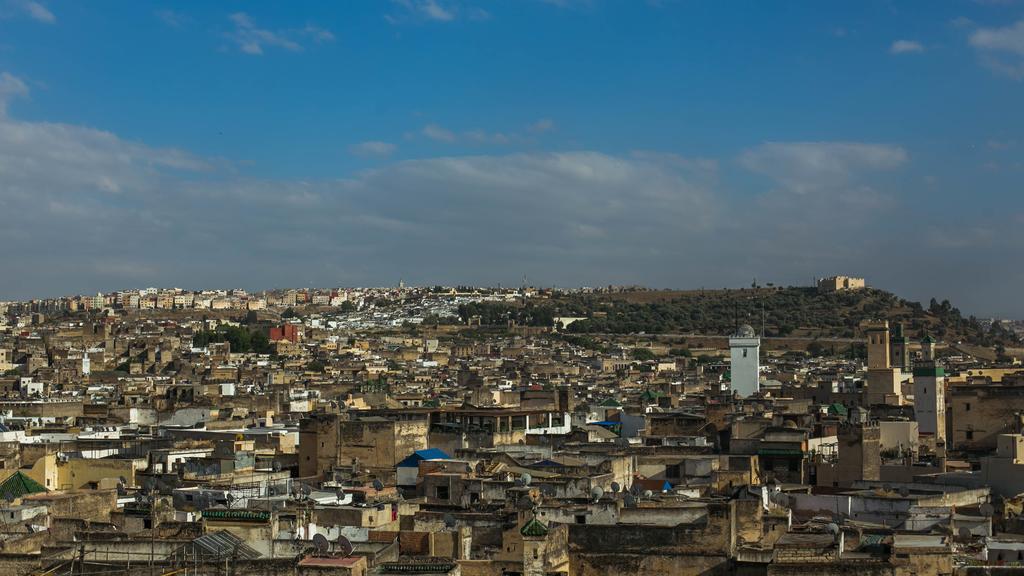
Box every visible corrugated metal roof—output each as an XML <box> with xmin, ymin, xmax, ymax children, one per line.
<box><xmin>170</xmin><ymin>530</ymin><xmax>262</xmax><ymax>561</ymax></box>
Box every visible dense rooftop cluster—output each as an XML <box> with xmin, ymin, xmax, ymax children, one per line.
<box><xmin>0</xmin><ymin>285</ymin><xmax>1022</xmax><ymax>575</ymax></box>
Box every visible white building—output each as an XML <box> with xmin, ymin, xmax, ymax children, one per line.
<box><xmin>729</xmin><ymin>324</ymin><xmax>760</xmax><ymax>397</ymax></box>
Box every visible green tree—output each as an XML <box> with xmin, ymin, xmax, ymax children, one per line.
<box><xmin>632</xmin><ymin>348</ymin><xmax>656</xmax><ymax>361</ymax></box>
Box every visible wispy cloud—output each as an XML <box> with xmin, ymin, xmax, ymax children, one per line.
<box><xmin>226</xmin><ymin>12</ymin><xmax>334</xmax><ymax>55</ymax></box>
<box><xmin>350</xmin><ymin>141</ymin><xmax>397</xmax><ymax>157</ymax></box>
<box><xmin>418</xmin><ymin>120</ymin><xmax>556</xmax><ymax>145</ymax></box>
<box><xmin>389</xmin><ymin>0</ymin><xmax>455</xmax><ymax>22</ymax></box>
<box><xmin>529</xmin><ymin>118</ymin><xmax>556</xmax><ymax>133</ymax></box>
<box><xmin>11</xmin><ymin>0</ymin><xmax>54</xmax><ymax>23</ymax></box>
<box><xmin>422</xmin><ymin>124</ymin><xmax>458</xmax><ymax>142</ymax></box>
<box><xmin>740</xmin><ymin>142</ymin><xmax>908</xmax><ymax>195</ymax></box>
<box><xmin>387</xmin><ymin>0</ymin><xmax>492</xmax><ymax>23</ymax></box>
<box><xmin>890</xmin><ymin>39</ymin><xmax>925</xmax><ymax>54</ymax></box>
<box><xmin>969</xmin><ymin>19</ymin><xmax>1024</xmax><ymax>78</ymax></box>
<box><xmin>0</xmin><ymin>71</ymin><xmax>29</xmax><ymax>115</ymax></box>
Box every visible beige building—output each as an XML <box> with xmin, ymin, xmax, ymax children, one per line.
<box><xmin>817</xmin><ymin>275</ymin><xmax>866</xmax><ymax>292</ymax></box>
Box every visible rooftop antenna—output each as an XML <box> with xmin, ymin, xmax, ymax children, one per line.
<box><xmin>336</xmin><ymin>535</ymin><xmax>354</xmax><ymax>557</ymax></box>
<box><xmin>624</xmin><ymin>493</ymin><xmax>637</xmax><ymax>508</ymax></box>
<box><xmin>312</xmin><ymin>533</ymin><xmax>331</xmax><ymax>556</ymax></box>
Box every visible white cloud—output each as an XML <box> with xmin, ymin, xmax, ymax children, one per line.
<box><xmin>226</xmin><ymin>12</ymin><xmax>333</xmax><ymax>55</ymax></box>
<box><xmin>739</xmin><ymin>142</ymin><xmax>908</xmax><ymax>195</ymax></box>
<box><xmin>19</xmin><ymin>1</ymin><xmax>54</xmax><ymax>23</ymax></box>
<box><xmin>0</xmin><ymin>72</ymin><xmax>29</xmax><ymax>116</ymax></box>
<box><xmin>303</xmin><ymin>25</ymin><xmax>335</xmax><ymax>43</ymax></box>
<box><xmin>390</xmin><ymin>0</ymin><xmax>456</xmax><ymax>22</ymax></box>
<box><xmin>529</xmin><ymin>118</ymin><xmax>555</xmax><ymax>133</ymax></box>
<box><xmin>464</xmin><ymin>130</ymin><xmax>510</xmax><ymax>144</ymax></box>
<box><xmin>969</xmin><ymin>19</ymin><xmax>1024</xmax><ymax>78</ymax></box>
<box><xmin>422</xmin><ymin>123</ymin><xmax>457</xmax><ymax>142</ymax></box>
<box><xmin>890</xmin><ymin>39</ymin><xmax>925</xmax><ymax>54</ymax></box>
<box><xmin>419</xmin><ymin>123</ymin><xmax>525</xmax><ymax>145</ymax></box>
<box><xmin>420</xmin><ymin>0</ymin><xmax>455</xmax><ymax>21</ymax></box>
<box><xmin>350</xmin><ymin>141</ymin><xmax>397</xmax><ymax>157</ymax></box>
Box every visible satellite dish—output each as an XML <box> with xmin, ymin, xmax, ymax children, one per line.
<box><xmin>443</xmin><ymin>513</ymin><xmax>457</xmax><ymax>528</ymax></box>
<box><xmin>827</xmin><ymin>523</ymin><xmax>840</xmax><ymax>536</ymax></box>
<box><xmin>520</xmin><ymin>473</ymin><xmax>532</xmax><ymax>487</ymax></box>
<box><xmin>629</xmin><ymin>484</ymin><xmax>641</xmax><ymax>497</ymax></box>
<box><xmin>980</xmin><ymin>503</ymin><xmax>995</xmax><ymax>517</ymax></box>
<box><xmin>958</xmin><ymin>527</ymin><xmax>971</xmax><ymax>539</ymax></box>
<box><xmin>643</xmin><ymin>490</ymin><xmax>653</xmax><ymax>499</ymax></box>
<box><xmin>336</xmin><ymin>489</ymin><xmax>346</xmax><ymax>501</ymax></box>
<box><xmin>372</xmin><ymin>479</ymin><xmax>385</xmax><ymax>491</ymax></box>
<box><xmin>336</xmin><ymin>535</ymin><xmax>354</xmax><ymax>557</ymax></box>
<box><xmin>591</xmin><ymin>487</ymin><xmax>604</xmax><ymax>501</ymax></box>
<box><xmin>899</xmin><ymin>487</ymin><xmax>910</xmax><ymax>497</ymax></box>
<box><xmin>312</xmin><ymin>533</ymin><xmax>330</xmax><ymax>555</ymax></box>
<box><xmin>624</xmin><ymin>493</ymin><xmax>637</xmax><ymax>508</ymax></box>
<box><xmin>610</xmin><ymin>482</ymin><xmax>621</xmax><ymax>494</ymax></box>
<box><xmin>272</xmin><ymin>461</ymin><xmax>282</xmax><ymax>472</ymax></box>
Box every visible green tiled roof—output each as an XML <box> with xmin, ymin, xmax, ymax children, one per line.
<box><xmin>521</xmin><ymin>517</ymin><xmax>549</xmax><ymax>537</ymax></box>
<box><xmin>0</xmin><ymin>471</ymin><xmax>47</xmax><ymax>501</ymax></box>
<box><xmin>202</xmin><ymin>509</ymin><xmax>271</xmax><ymax>523</ymax></box>
<box><xmin>827</xmin><ymin>403</ymin><xmax>848</xmax><ymax>416</ymax></box>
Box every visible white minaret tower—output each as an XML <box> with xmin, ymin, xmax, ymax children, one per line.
<box><xmin>730</xmin><ymin>324</ymin><xmax>761</xmax><ymax>397</ymax></box>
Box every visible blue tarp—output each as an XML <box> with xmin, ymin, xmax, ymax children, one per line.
<box><xmin>397</xmin><ymin>448</ymin><xmax>451</xmax><ymax>467</ymax></box>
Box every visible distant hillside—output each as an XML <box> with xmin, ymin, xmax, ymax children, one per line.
<box><xmin>458</xmin><ymin>287</ymin><xmax>1019</xmax><ymax>349</ymax></box>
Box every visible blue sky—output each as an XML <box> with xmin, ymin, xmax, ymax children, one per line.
<box><xmin>0</xmin><ymin>1</ymin><xmax>1022</xmax><ymax>317</ymax></box>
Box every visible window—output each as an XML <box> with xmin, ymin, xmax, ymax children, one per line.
<box><xmin>575</xmin><ymin>514</ymin><xmax>586</xmax><ymax>524</ymax></box>
<box><xmin>436</xmin><ymin>486</ymin><xmax>450</xmax><ymax>500</ymax></box>
<box><xmin>743</xmin><ymin>349</ymin><xmax>747</xmax><ymax>358</ymax></box>
<box><xmin>965</xmin><ymin>403</ymin><xmax>971</xmax><ymax>412</ymax></box>
<box><xmin>966</xmin><ymin>430</ymin><xmax>974</xmax><ymax>440</ymax></box>
<box><xmin>666</xmin><ymin>464</ymin><xmax>681</xmax><ymax>478</ymax></box>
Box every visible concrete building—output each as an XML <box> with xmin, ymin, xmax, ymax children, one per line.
<box><xmin>729</xmin><ymin>324</ymin><xmax>760</xmax><ymax>398</ymax></box>
<box><xmin>980</xmin><ymin>434</ymin><xmax>1024</xmax><ymax>498</ymax></box>
<box><xmin>865</xmin><ymin>321</ymin><xmax>903</xmax><ymax>405</ymax></box>
<box><xmin>817</xmin><ymin>275</ymin><xmax>866</xmax><ymax>292</ymax></box>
